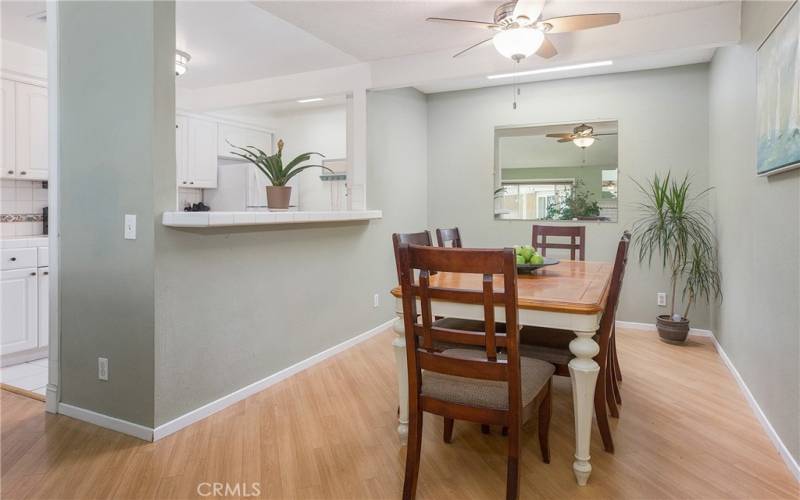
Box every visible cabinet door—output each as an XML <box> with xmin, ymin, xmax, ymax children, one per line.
<box><xmin>175</xmin><ymin>115</ymin><xmax>189</xmax><ymax>187</ymax></box>
<box><xmin>187</xmin><ymin>117</ymin><xmax>218</xmax><ymax>188</ymax></box>
<box><xmin>0</xmin><ymin>268</ymin><xmax>38</xmax><ymax>354</ymax></box>
<box><xmin>38</xmin><ymin>267</ymin><xmax>49</xmax><ymax>347</ymax></box>
<box><xmin>1</xmin><ymin>80</ymin><xmax>15</xmax><ymax>179</ymax></box>
<box><xmin>15</xmin><ymin>83</ymin><xmax>48</xmax><ymax>180</ymax></box>
<box><xmin>218</xmin><ymin>124</ymin><xmax>270</xmax><ymax>159</ymax></box>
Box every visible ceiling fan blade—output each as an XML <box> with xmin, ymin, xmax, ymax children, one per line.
<box><xmin>536</xmin><ymin>36</ymin><xmax>557</xmax><ymax>59</ymax></box>
<box><xmin>557</xmin><ymin>137</ymin><xmax>574</xmax><ymax>143</ymax></box>
<box><xmin>513</xmin><ymin>0</ymin><xmax>546</xmax><ymax>23</ymax></box>
<box><xmin>426</xmin><ymin>17</ymin><xmax>498</xmax><ymax>29</ymax></box>
<box><xmin>594</xmin><ymin>133</ymin><xmax>618</xmax><ymax>136</ymax></box>
<box><xmin>453</xmin><ymin>37</ymin><xmax>494</xmax><ymax>58</ymax></box>
<box><xmin>540</xmin><ymin>13</ymin><xmax>621</xmax><ymax>33</ymax></box>
<box><xmin>545</xmin><ymin>133</ymin><xmax>572</xmax><ymax>138</ymax></box>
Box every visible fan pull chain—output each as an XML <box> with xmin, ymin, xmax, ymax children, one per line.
<box><xmin>512</xmin><ymin>60</ymin><xmax>520</xmax><ymax>110</ymax></box>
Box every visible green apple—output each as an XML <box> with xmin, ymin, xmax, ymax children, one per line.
<box><xmin>530</xmin><ymin>254</ymin><xmax>545</xmax><ymax>265</ymax></box>
<box><xmin>519</xmin><ymin>246</ymin><xmax>534</xmax><ymax>261</ymax></box>
<box><xmin>516</xmin><ymin>255</ymin><xmax>526</xmax><ymax>265</ymax></box>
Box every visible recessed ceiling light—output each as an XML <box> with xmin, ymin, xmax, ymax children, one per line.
<box><xmin>175</xmin><ymin>50</ymin><xmax>191</xmax><ymax>77</ymax></box>
<box><xmin>297</xmin><ymin>98</ymin><xmax>324</xmax><ymax>103</ymax></box>
<box><xmin>487</xmin><ymin>60</ymin><xmax>613</xmax><ymax>80</ymax></box>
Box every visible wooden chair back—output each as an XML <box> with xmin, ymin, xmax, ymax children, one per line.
<box><xmin>597</xmin><ymin>234</ymin><xmax>630</xmax><ymax>354</ymax></box>
<box><xmin>392</xmin><ymin>231</ymin><xmax>433</xmax><ymax>283</ymax></box>
<box><xmin>396</xmin><ymin>245</ymin><xmax>521</xmax><ymax>416</ymax></box>
<box><xmin>531</xmin><ymin>225</ymin><xmax>586</xmax><ymax>261</ymax></box>
<box><xmin>435</xmin><ymin>227</ymin><xmax>462</xmax><ymax>248</ymax></box>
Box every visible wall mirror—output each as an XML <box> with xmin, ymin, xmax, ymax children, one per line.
<box><xmin>494</xmin><ymin>120</ymin><xmax>619</xmax><ymax>222</ymax></box>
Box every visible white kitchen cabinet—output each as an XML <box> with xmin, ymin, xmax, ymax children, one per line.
<box><xmin>0</xmin><ymin>268</ymin><xmax>39</xmax><ymax>355</ymax></box>
<box><xmin>218</xmin><ymin>123</ymin><xmax>270</xmax><ymax>159</ymax></box>
<box><xmin>187</xmin><ymin>117</ymin><xmax>218</xmax><ymax>188</ymax></box>
<box><xmin>1</xmin><ymin>80</ymin><xmax>15</xmax><ymax>179</ymax></box>
<box><xmin>13</xmin><ymin>82</ymin><xmax>48</xmax><ymax>180</ymax></box>
<box><xmin>37</xmin><ymin>267</ymin><xmax>49</xmax><ymax>347</ymax></box>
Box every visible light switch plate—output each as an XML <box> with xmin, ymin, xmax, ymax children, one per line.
<box><xmin>98</xmin><ymin>357</ymin><xmax>108</xmax><ymax>381</ymax></box>
<box><xmin>124</xmin><ymin>214</ymin><xmax>136</xmax><ymax>240</ymax></box>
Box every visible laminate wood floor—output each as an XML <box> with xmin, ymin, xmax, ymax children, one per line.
<box><xmin>1</xmin><ymin>328</ymin><xmax>798</xmax><ymax>499</ymax></box>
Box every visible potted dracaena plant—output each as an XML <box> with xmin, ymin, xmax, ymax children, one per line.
<box><xmin>632</xmin><ymin>173</ymin><xmax>722</xmax><ymax>343</ymax></box>
<box><xmin>230</xmin><ymin>139</ymin><xmax>332</xmax><ymax>210</ymax></box>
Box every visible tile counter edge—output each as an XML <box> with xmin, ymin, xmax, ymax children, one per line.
<box><xmin>162</xmin><ymin>210</ymin><xmax>383</xmax><ymax>228</ymax></box>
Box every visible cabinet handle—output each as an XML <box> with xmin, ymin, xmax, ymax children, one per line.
<box><xmin>189</xmin><ymin>181</ymin><xmax>194</xmax><ymax>185</ymax></box>
<box><xmin>10</xmin><ymin>257</ymin><xmax>16</xmax><ymax>261</ymax></box>
<box><xmin>7</xmin><ymin>170</ymin><xmax>13</xmax><ymax>174</ymax></box>
<box><xmin>20</xmin><ymin>171</ymin><xmax>27</xmax><ymax>175</ymax></box>
<box><xmin>43</xmin><ymin>271</ymin><xmax>49</xmax><ymax>275</ymax></box>
<box><xmin>30</xmin><ymin>272</ymin><xmax>36</xmax><ymax>276</ymax></box>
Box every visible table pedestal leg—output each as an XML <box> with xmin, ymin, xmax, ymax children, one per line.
<box><xmin>568</xmin><ymin>329</ymin><xmax>600</xmax><ymax>485</ymax></box>
<box><xmin>393</xmin><ymin>314</ymin><xmax>409</xmax><ymax>443</ymax></box>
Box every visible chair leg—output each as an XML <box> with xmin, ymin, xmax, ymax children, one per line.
<box><xmin>506</xmin><ymin>419</ymin><xmax>521</xmax><ymax>500</ymax></box>
<box><xmin>402</xmin><ymin>409</ymin><xmax>423</xmax><ymax>500</ymax></box>
<box><xmin>606</xmin><ymin>360</ymin><xmax>619</xmax><ymax>418</ymax></box>
<box><xmin>612</xmin><ymin>331</ymin><xmax>622</xmax><ymax>382</ymax></box>
<box><xmin>595</xmin><ymin>374</ymin><xmax>615</xmax><ymax>453</ymax></box>
<box><xmin>538</xmin><ymin>380</ymin><xmax>552</xmax><ymax>464</ymax></box>
<box><xmin>481</xmin><ymin>424</ymin><xmax>491</xmax><ymax>434</ymax></box>
<box><xmin>501</xmin><ymin>426</ymin><xmax>508</xmax><ymax>436</ymax></box>
<box><xmin>443</xmin><ymin>417</ymin><xmax>454</xmax><ymax>443</ymax></box>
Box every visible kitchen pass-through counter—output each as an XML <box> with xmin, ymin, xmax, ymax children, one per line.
<box><xmin>162</xmin><ymin>210</ymin><xmax>382</xmax><ymax>228</ymax></box>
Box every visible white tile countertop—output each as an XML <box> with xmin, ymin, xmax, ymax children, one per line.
<box><xmin>162</xmin><ymin>210</ymin><xmax>383</xmax><ymax>228</ymax></box>
<box><xmin>0</xmin><ymin>236</ymin><xmax>49</xmax><ymax>249</ymax></box>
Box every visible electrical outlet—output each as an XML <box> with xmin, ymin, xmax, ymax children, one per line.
<box><xmin>98</xmin><ymin>357</ymin><xmax>108</xmax><ymax>381</ymax></box>
<box><xmin>657</xmin><ymin>292</ymin><xmax>667</xmax><ymax>307</ymax></box>
<box><xmin>373</xmin><ymin>293</ymin><xmax>380</xmax><ymax>308</ymax></box>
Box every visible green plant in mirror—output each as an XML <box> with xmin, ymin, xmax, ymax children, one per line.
<box><xmin>632</xmin><ymin>172</ymin><xmax>721</xmax><ymax>320</ymax></box>
<box><xmin>546</xmin><ymin>179</ymin><xmax>600</xmax><ymax>220</ymax></box>
<box><xmin>229</xmin><ymin>139</ymin><xmax>332</xmax><ymax>186</ymax></box>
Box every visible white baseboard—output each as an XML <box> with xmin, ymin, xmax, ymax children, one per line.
<box><xmin>615</xmin><ymin>320</ymin><xmax>712</xmax><ymax>337</ymax></box>
<box><xmin>706</xmin><ymin>334</ymin><xmax>800</xmax><ymax>483</ymax></box>
<box><xmin>616</xmin><ymin>319</ymin><xmax>799</xmax><ymax>482</ymax></box>
<box><xmin>152</xmin><ymin>318</ymin><xmax>395</xmax><ymax>441</ymax></box>
<box><xmin>58</xmin><ymin>403</ymin><xmax>153</xmax><ymax>441</ymax></box>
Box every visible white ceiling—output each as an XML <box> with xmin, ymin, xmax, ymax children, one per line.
<box><xmin>175</xmin><ymin>1</ymin><xmax>359</xmax><ymax>89</ymax></box>
<box><xmin>255</xmin><ymin>0</ymin><xmax>724</xmax><ymax>61</ymax></box>
<box><xmin>1</xmin><ymin>1</ymin><xmax>47</xmax><ymax>50</ymax></box>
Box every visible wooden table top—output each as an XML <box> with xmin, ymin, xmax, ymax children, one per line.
<box><xmin>390</xmin><ymin>260</ymin><xmax>613</xmax><ymax>315</ymax></box>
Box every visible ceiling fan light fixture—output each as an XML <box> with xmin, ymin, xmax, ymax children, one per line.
<box><xmin>492</xmin><ymin>28</ymin><xmax>544</xmax><ymax>61</ymax></box>
<box><xmin>573</xmin><ymin>136</ymin><xmax>596</xmax><ymax>148</ymax></box>
<box><xmin>175</xmin><ymin>50</ymin><xmax>191</xmax><ymax>77</ymax></box>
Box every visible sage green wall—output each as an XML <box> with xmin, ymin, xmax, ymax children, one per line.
<box><xmin>153</xmin><ymin>88</ymin><xmax>428</xmax><ymax>425</ymax></box>
<box><xmin>501</xmin><ymin>166</ymin><xmax>611</xmax><ymax>200</ymax></box>
<box><xmin>427</xmin><ymin>64</ymin><xmax>711</xmax><ymax>328</ymax></box>
<box><xmin>708</xmin><ymin>1</ymin><xmax>800</xmax><ymax>463</ymax></box>
<box><xmin>58</xmin><ymin>0</ymin><xmax>175</xmax><ymax>426</ymax></box>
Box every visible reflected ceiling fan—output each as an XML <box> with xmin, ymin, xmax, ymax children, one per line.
<box><xmin>427</xmin><ymin>0</ymin><xmax>621</xmax><ymax>61</ymax></box>
<box><xmin>546</xmin><ymin>123</ymin><xmax>616</xmax><ymax>149</ymax></box>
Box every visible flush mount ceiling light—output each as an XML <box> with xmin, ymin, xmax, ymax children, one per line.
<box><xmin>492</xmin><ymin>28</ymin><xmax>544</xmax><ymax>62</ymax></box>
<box><xmin>175</xmin><ymin>50</ymin><xmax>191</xmax><ymax>77</ymax></box>
<box><xmin>487</xmin><ymin>60</ymin><xmax>613</xmax><ymax>79</ymax></box>
<box><xmin>297</xmin><ymin>97</ymin><xmax>324</xmax><ymax>103</ymax></box>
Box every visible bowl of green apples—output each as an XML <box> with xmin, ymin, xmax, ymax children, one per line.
<box><xmin>513</xmin><ymin>245</ymin><xmax>559</xmax><ymax>274</ymax></box>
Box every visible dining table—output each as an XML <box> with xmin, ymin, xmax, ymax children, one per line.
<box><xmin>389</xmin><ymin>260</ymin><xmax>614</xmax><ymax>486</ymax></box>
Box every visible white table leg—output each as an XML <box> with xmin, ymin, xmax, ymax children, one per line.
<box><xmin>393</xmin><ymin>312</ymin><xmax>409</xmax><ymax>443</ymax></box>
<box><xmin>568</xmin><ymin>329</ymin><xmax>600</xmax><ymax>485</ymax></box>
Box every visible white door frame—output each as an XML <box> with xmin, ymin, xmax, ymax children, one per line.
<box><xmin>45</xmin><ymin>0</ymin><xmax>60</xmax><ymax>414</ymax></box>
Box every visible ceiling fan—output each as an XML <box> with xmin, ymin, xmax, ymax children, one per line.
<box><xmin>427</xmin><ymin>0</ymin><xmax>621</xmax><ymax>61</ymax></box>
<box><xmin>546</xmin><ymin>123</ymin><xmax>616</xmax><ymax>149</ymax></box>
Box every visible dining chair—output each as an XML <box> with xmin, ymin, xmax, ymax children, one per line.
<box><xmin>392</xmin><ymin>231</ymin><xmax>434</xmax><ymax>283</ymax></box>
<box><xmin>606</xmin><ymin>230</ymin><xmax>631</xmax><ymax>416</ymax></box>
<box><xmin>396</xmin><ymin>244</ymin><xmax>555</xmax><ymax>500</ymax></box>
<box><xmin>517</xmin><ymin>233</ymin><xmax>630</xmax><ymax>453</ymax></box>
<box><xmin>531</xmin><ymin>225</ymin><xmax>586</xmax><ymax>261</ymax></box>
<box><xmin>435</xmin><ymin>227</ymin><xmax>462</xmax><ymax>248</ymax></box>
